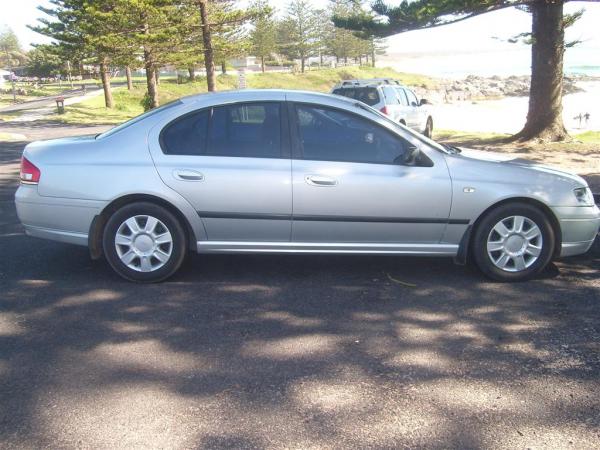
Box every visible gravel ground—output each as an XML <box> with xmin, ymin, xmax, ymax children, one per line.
<box><xmin>0</xmin><ymin>121</ymin><xmax>599</xmax><ymax>449</ymax></box>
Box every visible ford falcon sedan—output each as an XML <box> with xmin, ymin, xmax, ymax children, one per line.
<box><xmin>15</xmin><ymin>90</ymin><xmax>600</xmax><ymax>282</ymax></box>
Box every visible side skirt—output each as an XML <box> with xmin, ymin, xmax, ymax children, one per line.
<box><xmin>196</xmin><ymin>241</ymin><xmax>459</xmax><ymax>255</ymax></box>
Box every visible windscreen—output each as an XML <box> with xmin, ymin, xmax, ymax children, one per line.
<box><xmin>332</xmin><ymin>87</ymin><xmax>380</xmax><ymax>106</ymax></box>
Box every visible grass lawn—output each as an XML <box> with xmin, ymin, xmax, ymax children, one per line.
<box><xmin>51</xmin><ymin>66</ymin><xmax>439</xmax><ymax>125</ymax></box>
<box><xmin>436</xmin><ymin>129</ymin><xmax>600</xmax><ymax>146</ymax></box>
<box><xmin>0</xmin><ymin>110</ymin><xmax>22</xmax><ymax>121</ymax></box>
<box><xmin>574</xmin><ymin>131</ymin><xmax>600</xmax><ymax>143</ymax></box>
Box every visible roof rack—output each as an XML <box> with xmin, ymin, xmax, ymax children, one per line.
<box><xmin>339</xmin><ymin>78</ymin><xmax>402</xmax><ymax>87</ymax></box>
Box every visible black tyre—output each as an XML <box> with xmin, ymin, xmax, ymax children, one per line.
<box><xmin>423</xmin><ymin>117</ymin><xmax>433</xmax><ymax>138</ymax></box>
<box><xmin>102</xmin><ymin>202</ymin><xmax>187</xmax><ymax>282</ymax></box>
<box><xmin>472</xmin><ymin>203</ymin><xmax>555</xmax><ymax>281</ymax></box>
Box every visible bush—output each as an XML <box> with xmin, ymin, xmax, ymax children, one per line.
<box><xmin>140</xmin><ymin>93</ymin><xmax>153</xmax><ymax>112</ymax></box>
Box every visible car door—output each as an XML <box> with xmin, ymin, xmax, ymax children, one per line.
<box><xmin>393</xmin><ymin>87</ymin><xmax>412</xmax><ymax>127</ymax></box>
<box><xmin>403</xmin><ymin>88</ymin><xmax>424</xmax><ymax>131</ymax></box>
<box><xmin>149</xmin><ymin>100</ymin><xmax>292</xmax><ymax>242</ymax></box>
<box><xmin>289</xmin><ymin>103</ymin><xmax>452</xmax><ymax>246</ymax></box>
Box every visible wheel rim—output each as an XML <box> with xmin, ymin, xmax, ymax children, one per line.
<box><xmin>115</xmin><ymin>215</ymin><xmax>173</xmax><ymax>272</ymax></box>
<box><xmin>486</xmin><ymin>215</ymin><xmax>543</xmax><ymax>272</ymax></box>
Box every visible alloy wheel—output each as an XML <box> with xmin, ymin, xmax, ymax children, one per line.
<box><xmin>486</xmin><ymin>215</ymin><xmax>543</xmax><ymax>272</ymax></box>
<box><xmin>114</xmin><ymin>215</ymin><xmax>173</xmax><ymax>272</ymax></box>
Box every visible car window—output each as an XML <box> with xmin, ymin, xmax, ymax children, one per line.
<box><xmin>208</xmin><ymin>102</ymin><xmax>281</xmax><ymax>158</ymax></box>
<box><xmin>395</xmin><ymin>87</ymin><xmax>409</xmax><ymax>106</ymax></box>
<box><xmin>332</xmin><ymin>87</ymin><xmax>380</xmax><ymax>106</ymax></box>
<box><xmin>160</xmin><ymin>109</ymin><xmax>209</xmax><ymax>155</ymax></box>
<box><xmin>405</xmin><ymin>89</ymin><xmax>419</xmax><ymax>106</ymax></box>
<box><xmin>382</xmin><ymin>86</ymin><xmax>400</xmax><ymax>105</ymax></box>
<box><xmin>295</xmin><ymin>104</ymin><xmax>410</xmax><ymax>165</ymax></box>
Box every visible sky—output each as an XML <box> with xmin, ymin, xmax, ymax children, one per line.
<box><xmin>2</xmin><ymin>0</ymin><xmax>600</xmax><ymax>58</ymax></box>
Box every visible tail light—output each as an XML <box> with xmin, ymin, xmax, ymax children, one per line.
<box><xmin>20</xmin><ymin>156</ymin><xmax>41</xmax><ymax>184</ymax></box>
<box><xmin>380</xmin><ymin>106</ymin><xmax>389</xmax><ymax>115</ymax></box>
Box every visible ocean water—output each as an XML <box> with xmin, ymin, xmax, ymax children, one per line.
<box><xmin>382</xmin><ymin>47</ymin><xmax>600</xmax><ymax>79</ymax></box>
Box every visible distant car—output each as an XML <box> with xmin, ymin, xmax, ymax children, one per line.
<box><xmin>15</xmin><ymin>89</ymin><xmax>599</xmax><ymax>282</ymax></box>
<box><xmin>331</xmin><ymin>79</ymin><xmax>434</xmax><ymax>137</ymax></box>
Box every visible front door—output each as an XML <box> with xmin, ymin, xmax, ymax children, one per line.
<box><xmin>289</xmin><ymin>103</ymin><xmax>452</xmax><ymax>246</ymax></box>
<box><xmin>150</xmin><ymin>100</ymin><xmax>292</xmax><ymax>242</ymax></box>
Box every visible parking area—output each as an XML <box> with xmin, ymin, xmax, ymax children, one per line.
<box><xmin>1</xmin><ymin>122</ymin><xmax>599</xmax><ymax>449</ymax></box>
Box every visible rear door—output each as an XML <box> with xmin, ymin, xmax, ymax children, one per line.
<box><xmin>149</xmin><ymin>100</ymin><xmax>292</xmax><ymax>242</ymax></box>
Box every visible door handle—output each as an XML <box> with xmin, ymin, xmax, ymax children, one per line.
<box><xmin>173</xmin><ymin>169</ymin><xmax>204</xmax><ymax>182</ymax></box>
<box><xmin>305</xmin><ymin>175</ymin><xmax>337</xmax><ymax>187</ymax></box>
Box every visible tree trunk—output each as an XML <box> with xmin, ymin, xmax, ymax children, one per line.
<box><xmin>142</xmin><ymin>19</ymin><xmax>159</xmax><ymax>109</ymax></box>
<box><xmin>261</xmin><ymin>56</ymin><xmax>265</xmax><ymax>73</ymax></box>
<box><xmin>301</xmin><ymin>55</ymin><xmax>305</xmax><ymax>73</ymax></box>
<box><xmin>155</xmin><ymin>68</ymin><xmax>160</xmax><ymax>85</ymax></box>
<box><xmin>512</xmin><ymin>0</ymin><xmax>568</xmax><ymax>142</ymax></box>
<box><xmin>188</xmin><ymin>66</ymin><xmax>195</xmax><ymax>82</ymax></box>
<box><xmin>371</xmin><ymin>41</ymin><xmax>376</xmax><ymax>68</ymax></box>
<box><xmin>125</xmin><ymin>66</ymin><xmax>133</xmax><ymax>90</ymax></box>
<box><xmin>99</xmin><ymin>59</ymin><xmax>114</xmax><ymax>108</ymax></box>
<box><xmin>199</xmin><ymin>0</ymin><xmax>216</xmax><ymax>92</ymax></box>
<box><xmin>221</xmin><ymin>61</ymin><xmax>226</xmax><ymax>74</ymax></box>
<box><xmin>143</xmin><ymin>50</ymin><xmax>159</xmax><ymax>109</ymax></box>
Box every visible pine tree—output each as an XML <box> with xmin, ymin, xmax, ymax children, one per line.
<box><xmin>279</xmin><ymin>0</ymin><xmax>320</xmax><ymax>73</ymax></box>
<box><xmin>334</xmin><ymin>0</ymin><xmax>594</xmax><ymax>142</ymax></box>
<box><xmin>250</xmin><ymin>0</ymin><xmax>277</xmax><ymax>73</ymax></box>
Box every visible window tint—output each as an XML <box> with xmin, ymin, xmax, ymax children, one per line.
<box><xmin>382</xmin><ymin>86</ymin><xmax>400</xmax><ymax>104</ymax></box>
<box><xmin>405</xmin><ymin>89</ymin><xmax>418</xmax><ymax>106</ymax></box>
<box><xmin>161</xmin><ymin>109</ymin><xmax>209</xmax><ymax>155</ymax></box>
<box><xmin>395</xmin><ymin>87</ymin><xmax>409</xmax><ymax>106</ymax></box>
<box><xmin>295</xmin><ymin>105</ymin><xmax>409</xmax><ymax>165</ymax></box>
<box><xmin>332</xmin><ymin>87</ymin><xmax>380</xmax><ymax>106</ymax></box>
<box><xmin>208</xmin><ymin>103</ymin><xmax>281</xmax><ymax>158</ymax></box>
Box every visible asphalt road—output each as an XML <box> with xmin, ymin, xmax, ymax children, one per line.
<box><xmin>1</xmin><ymin>122</ymin><xmax>599</xmax><ymax>449</ymax></box>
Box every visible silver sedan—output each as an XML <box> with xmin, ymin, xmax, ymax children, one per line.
<box><xmin>15</xmin><ymin>90</ymin><xmax>600</xmax><ymax>282</ymax></box>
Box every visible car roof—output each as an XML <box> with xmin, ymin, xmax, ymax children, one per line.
<box><xmin>332</xmin><ymin>79</ymin><xmax>407</xmax><ymax>89</ymax></box>
<box><xmin>179</xmin><ymin>88</ymin><xmax>363</xmax><ymax>109</ymax></box>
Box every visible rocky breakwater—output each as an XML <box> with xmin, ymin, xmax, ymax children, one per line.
<box><xmin>412</xmin><ymin>74</ymin><xmax>593</xmax><ymax>104</ymax></box>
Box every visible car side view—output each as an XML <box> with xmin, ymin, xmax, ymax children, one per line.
<box><xmin>15</xmin><ymin>90</ymin><xmax>600</xmax><ymax>282</ymax></box>
<box><xmin>331</xmin><ymin>78</ymin><xmax>434</xmax><ymax>137</ymax></box>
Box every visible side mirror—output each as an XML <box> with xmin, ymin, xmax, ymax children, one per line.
<box><xmin>394</xmin><ymin>145</ymin><xmax>419</xmax><ymax>166</ymax></box>
<box><xmin>419</xmin><ymin>98</ymin><xmax>429</xmax><ymax>106</ymax></box>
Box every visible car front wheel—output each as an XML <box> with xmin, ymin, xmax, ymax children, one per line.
<box><xmin>472</xmin><ymin>203</ymin><xmax>555</xmax><ymax>281</ymax></box>
<box><xmin>102</xmin><ymin>202</ymin><xmax>187</xmax><ymax>282</ymax></box>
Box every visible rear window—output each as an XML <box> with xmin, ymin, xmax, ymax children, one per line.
<box><xmin>332</xmin><ymin>87</ymin><xmax>380</xmax><ymax>106</ymax></box>
<box><xmin>160</xmin><ymin>102</ymin><xmax>282</xmax><ymax>158</ymax></box>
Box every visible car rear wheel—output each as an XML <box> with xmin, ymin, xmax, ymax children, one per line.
<box><xmin>472</xmin><ymin>203</ymin><xmax>555</xmax><ymax>281</ymax></box>
<box><xmin>423</xmin><ymin>117</ymin><xmax>433</xmax><ymax>138</ymax></box>
<box><xmin>102</xmin><ymin>202</ymin><xmax>187</xmax><ymax>282</ymax></box>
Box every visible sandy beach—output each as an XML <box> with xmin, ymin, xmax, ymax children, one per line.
<box><xmin>434</xmin><ymin>80</ymin><xmax>600</xmax><ymax>134</ymax></box>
